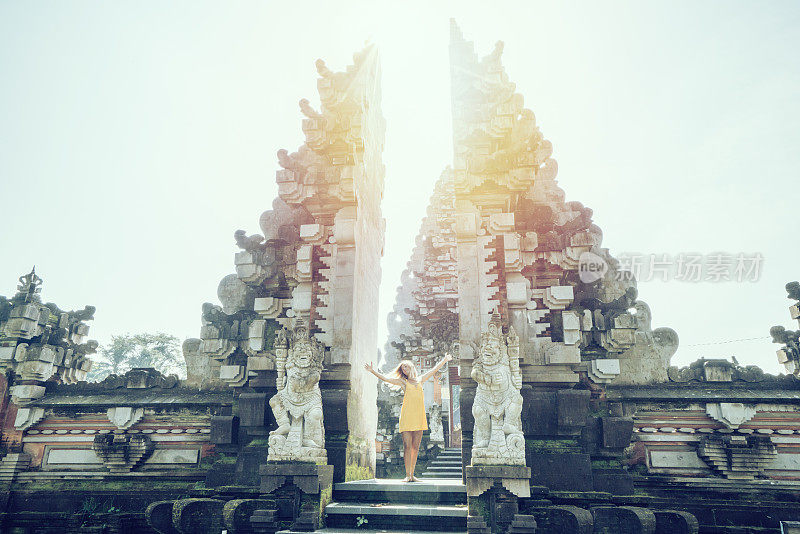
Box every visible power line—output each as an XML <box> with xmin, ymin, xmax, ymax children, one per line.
<box><xmin>685</xmin><ymin>336</ymin><xmax>771</xmax><ymax>347</ymax></box>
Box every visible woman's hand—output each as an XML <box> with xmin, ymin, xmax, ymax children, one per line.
<box><xmin>364</xmin><ymin>362</ymin><xmax>375</xmax><ymax>374</ymax></box>
<box><xmin>443</xmin><ymin>354</ymin><xmax>453</xmax><ymax>363</ymax></box>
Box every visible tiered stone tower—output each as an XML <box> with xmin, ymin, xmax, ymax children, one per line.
<box><xmin>187</xmin><ymin>44</ymin><xmax>386</xmax><ymax>486</ymax></box>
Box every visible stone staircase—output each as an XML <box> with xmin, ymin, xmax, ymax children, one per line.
<box><xmin>420</xmin><ymin>447</ymin><xmax>463</xmax><ymax>480</ymax></box>
<box><xmin>0</xmin><ymin>453</ymin><xmax>31</xmax><ymax>484</ymax></box>
<box><xmin>296</xmin><ymin>478</ymin><xmax>468</xmax><ymax>532</ymax></box>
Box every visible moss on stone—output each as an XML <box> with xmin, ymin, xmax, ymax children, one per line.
<box><xmin>591</xmin><ymin>459</ymin><xmax>622</xmax><ymax>469</ymax></box>
<box><xmin>525</xmin><ymin>438</ymin><xmax>581</xmax><ymax>454</ymax></box>
<box><xmin>468</xmin><ymin>495</ymin><xmax>491</xmax><ymax>528</ymax></box>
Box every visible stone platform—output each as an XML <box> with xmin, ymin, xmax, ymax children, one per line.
<box><xmin>312</xmin><ymin>478</ymin><xmax>468</xmax><ymax>532</ymax></box>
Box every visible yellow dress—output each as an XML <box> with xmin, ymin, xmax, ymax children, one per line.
<box><xmin>399</xmin><ymin>381</ymin><xmax>427</xmax><ymax>432</ymax></box>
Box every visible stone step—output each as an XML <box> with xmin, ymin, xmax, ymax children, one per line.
<box><xmin>429</xmin><ymin>459</ymin><xmax>462</xmax><ymax>465</ymax></box>
<box><xmin>332</xmin><ymin>478</ymin><xmax>466</xmax><ymax>505</ymax></box>
<box><xmin>324</xmin><ymin>502</ymin><xmax>467</xmax><ymax>532</ymax></box>
<box><xmin>426</xmin><ymin>465</ymin><xmax>461</xmax><ymax>473</ymax></box>
<box><xmin>280</xmin><ymin>529</ymin><xmax>455</xmax><ymax>534</ymax></box>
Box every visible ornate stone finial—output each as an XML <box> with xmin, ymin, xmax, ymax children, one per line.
<box><xmin>471</xmin><ymin>316</ymin><xmax>525</xmax><ymax>465</ymax></box>
<box><xmin>16</xmin><ymin>267</ymin><xmax>42</xmax><ymax>303</ymax></box>
<box><xmin>772</xmin><ymin>281</ymin><xmax>800</xmax><ymax>376</ymax></box>
<box><xmin>268</xmin><ymin>324</ymin><xmax>326</xmax><ymax>462</ymax></box>
<box><xmin>449</xmin><ymin>18</ymin><xmax>464</xmax><ymax>43</ymax></box>
<box><xmin>233</xmin><ymin>229</ymin><xmax>265</xmax><ymax>252</ymax></box>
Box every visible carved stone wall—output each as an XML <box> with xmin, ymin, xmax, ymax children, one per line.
<box><xmin>0</xmin><ymin>269</ymin><xmax>96</xmax><ymax>408</ymax></box>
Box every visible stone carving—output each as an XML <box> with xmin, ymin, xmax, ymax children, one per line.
<box><xmin>772</xmin><ymin>281</ymin><xmax>800</xmax><ymax>376</ymax></box>
<box><xmin>92</xmin><ymin>433</ymin><xmax>152</xmax><ymax>472</ymax></box>
<box><xmin>13</xmin><ymin>407</ymin><xmax>45</xmax><ymax>431</ymax></box>
<box><xmin>471</xmin><ymin>316</ymin><xmax>525</xmax><ymax>465</ymax></box>
<box><xmin>668</xmin><ymin>358</ymin><xmax>773</xmax><ymax>384</ymax></box>
<box><xmin>106</xmin><ymin>407</ymin><xmax>145</xmax><ymax>430</ymax></box>
<box><xmin>268</xmin><ymin>325</ymin><xmax>326</xmax><ymax>462</ymax></box>
<box><xmin>705</xmin><ymin>403</ymin><xmax>757</xmax><ymax>430</ymax></box>
<box><xmin>429</xmin><ymin>403</ymin><xmax>444</xmax><ymax>444</ymax></box>
<box><xmin>698</xmin><ymin>434</ymin><xmax>776</xmax><ymax>480</ymax></box>
<box><xmin>0</xmin><ymin>268</ymin><xmax>97</xmax><ymax>403</ymax></box>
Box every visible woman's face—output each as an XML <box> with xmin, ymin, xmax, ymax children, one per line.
<box><xmin>401</xmin><ymin>361</ymin><xmax>416</xmax><ymax>378</ymax></box>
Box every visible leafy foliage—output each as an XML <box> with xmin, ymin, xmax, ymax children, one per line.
<box><xmin>88</xmin><ymin>332</ymin><xmax>185</xmax><ymax>381</ymax></box>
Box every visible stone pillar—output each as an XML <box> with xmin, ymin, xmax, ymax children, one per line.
<box><xmin>466</xmin><ymin>465</ymin><xmax>532</xmax><ymax>534</ymax></box>
<box><xmin>258</xmin><ymin>462</ymin><xmax>334</xmax><ymax>532</ymax></box>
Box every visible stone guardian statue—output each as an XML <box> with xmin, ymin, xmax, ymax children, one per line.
<box><xmin>268</xmin><ymin>325</ymin><xmax>326</xmax><ymax>462</ymax></box>
<box><xmin>471</xmin><ymin>317</ymin><xmax>525</xmax><ymax>465</ymax></box>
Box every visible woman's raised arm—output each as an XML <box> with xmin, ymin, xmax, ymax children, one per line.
<box><xmin>364</xmin><ymin>362</ymin><xmax>405</xmax><ymax>387</ymax></box>
<box><xmin>419</xmin><ymin>354</ymin><xmax>453</xmax><ymax>383</ymax></box>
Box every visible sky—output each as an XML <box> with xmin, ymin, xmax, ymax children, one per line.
<box><xmin>1</xmin><ymin>1</ymin><xmax>798</xmax><ymax>374</ymax></box>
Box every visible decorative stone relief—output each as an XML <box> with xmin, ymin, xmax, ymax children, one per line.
<box><xmin>429</xmin><ymin>403</ymin><xmax>444</xmax><ymax>445</ymax></box>
<box><xmin>106</xmin><ymin>407</ymin><xmax>145</xmax><ymax>430</ymax></box>
<box><xmin>0</xmin><ymin>268</ymin><xmax>96</xmax><ymax>404</ymax></box>
<box><xmin>589</xmin><ymin>359</ymin><xmax>621</xmax><ymax>383</ymax></box>
<box><xmin>698</xmin><ymin>434</ymin><xmax>776</xmax><ymax>480</ymax></box>
<box><xmin>772</xmin><ymin>281</ymin><xmax>800</xmax><ymax>375</ymax></box>
<box><xmin>706</xmin><ymin>403</ymin><xmax>757</xmax><ymax>430</ymax></box>
<box><xmin>14</xmin><ymin>407</ymin><xmax>45</xmax><ymax>431</ymax></box>
<box><xmin>268</xmin><ymin>325</ymin><xmax>326</xmax><ymax>462</ymax></box>
<box><xmin>471</xmin><ymin>316</ymin><xmax>525</xmax><ymax>465</ymax></box>
<box><xmin>92</xmin><ymin>433</ymin><xmax>152</xmax><ymax>472</ymax></box>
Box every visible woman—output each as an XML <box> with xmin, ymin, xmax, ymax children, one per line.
<box><xmin>365</xmin><ymin>354</ymin><xmax>452</xmax><ymax>482</ymax></box>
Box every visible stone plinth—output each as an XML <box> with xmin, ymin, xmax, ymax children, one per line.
<box><xmin>258</xmin><ymin>462</ymin><xmax>333</xmax><ymax>532</ymax></box>
<box><xmin>466</xmin><ymin>464</ymin><xmax>532</xmax><ymax>534</ymax></box>
<box><xmin>466</xmin><ymin>464</ymin><xmax>531</xmax><ymax>498</ymax></box>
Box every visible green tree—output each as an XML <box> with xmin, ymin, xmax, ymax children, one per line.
<box><xmin>88</xmin><ymin>332</ymin><xmax>185</xmax><ymax>381</ymax></box>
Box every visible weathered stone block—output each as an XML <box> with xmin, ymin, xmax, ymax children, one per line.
<box><xmin>205</xmin><ymin>458</ymin><xmax>237</xmax><ymax>487</ymax></box>
<box><xmin>580</xmin><ymin>416</ymin><xmax>601</xmax><ymax>455</ymax></box>
<box><xmin>223</xmin><ymin>498</ymin><xmax>274</xmax><ymax>533</ymax></box>
<box><xmin>602</xmin><ymin>417</ymin><xmax>634</xmax><ymax>449</ymax></box>
<box><xmin>592</xmin><ymin>469</ymin><xmax>634</xmax><ymax>495</ymax></box>
<box><xmin>172</xmin><ymin>498</ymin><xmax>225</xmax><ymax>534</ymax></box>
<box><xmin>592</xmin><ymin>506</ymin><xmax>656</xmax><ymax>534</ymax></box>
<box><xmin>653</xmin><ymin>510</ymin><xmax>699</xmax><ymax>534</ymax></box>
<box><xmin>557</xmin><ymin>389</ymin><xmax>590</xmax><ymax>432</ymax></box>
<box><xmin>145</xmin><ymin>500</ymin><xmax>179</xmax><ymax>534</ymax></box>
<box><xmin>546</xmin><ymin>505</ymin><xmax>593</xmax><ymax>534</ymax></box>
<box><xmin>235</xmin><ymin>444</ymin><xmax>269</xmax><ymax>486</ymax></box>
<box><xmin>210</xmin><ymin>415</ymin><xmax>238</xmax><ymax>444</ymax></box>
<box><xmin>250</xmin><ymin>508</ymin><xmax>279</xmax><ymax>534</ymax></box>
<box><xmin>507</xmin><ymin>513</ymin><xmax>538</xmax><ymax>533</ymax></box>
<box><xmin>468</xmin><ymin>515</ymin><xmax>491</xmax><ymax>534</ymax></box>
<box><xmin>523</xmin><ymin>390</ymin><xmax>557</xmax><ymax>436</ymax></box>
<box><xmin>466</xmin><ymin>465</ymin><xmax>532</xmax><ymax>498</ymax></box>
<box><xmin>239</xmin><ymin>393</ymin><xmax>267</xmax><ymax>427</ymax></box>
<box><xmin>528</xmin><ymin>452</ymin><xmax>592</xmax><ymax>491</ymax></box>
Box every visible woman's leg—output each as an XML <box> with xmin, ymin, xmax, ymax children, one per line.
<box><xmin>410</xmin><ymin>430</ymin><xmax>423</xmax><ymax>481</ymax></box>
<box><xmin>401</xmin><ymin>431</ymin><xmax>413</xmax><ymax>481</ymax></box>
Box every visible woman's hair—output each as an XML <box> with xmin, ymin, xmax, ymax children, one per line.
<box><xmin>387</xmin><ymin>359</ymin><xmax>418</xmax><ymax>389</ymax></box>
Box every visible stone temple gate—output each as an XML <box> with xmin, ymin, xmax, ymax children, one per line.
<box><xmin>3</xmin><ymin>20</ymin><xmax>800</xmax><ymax>534</ymax></box>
